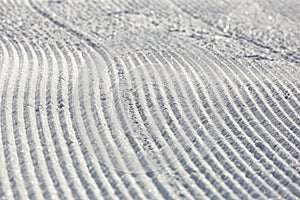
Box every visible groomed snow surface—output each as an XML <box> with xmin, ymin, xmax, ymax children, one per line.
<box><xmin>0</xmin><ymin>0</ymin><xmax>300</xmax><ymax>199</ymax></box>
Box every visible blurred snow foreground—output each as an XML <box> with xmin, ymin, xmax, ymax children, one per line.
<box><xmin>0</xmin><ymin>0</ymin><xmax>300</xmax><ymax>199</ymax></box>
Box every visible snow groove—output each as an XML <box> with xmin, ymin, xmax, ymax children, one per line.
<box><xmin>0</xmin><ymin>0</ymin><xmax>299</xmax><ymax>199</ymax></box>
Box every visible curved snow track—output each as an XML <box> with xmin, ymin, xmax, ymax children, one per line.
<box><xmin>0</xmin><ymin>0</ymin><xmax>300</xmax><ymax>199</ymax></box>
